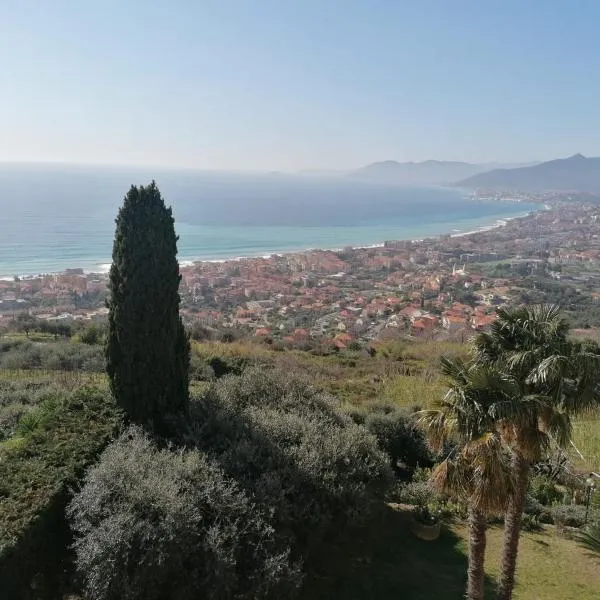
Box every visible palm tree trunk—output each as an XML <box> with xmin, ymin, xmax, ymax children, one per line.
<box><xmin>497</xmin><ymin>454</ymin><xmax>529</xmax><ymax>600</ymax></box>
<box><xmin>467</xmin><ymin>507</ymin><xmax>487</xmax><ymax>600</ymax></box>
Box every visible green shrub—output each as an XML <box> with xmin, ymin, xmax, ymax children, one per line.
<box><xmin>0</xmin><ymin>386</ymin><xmax>121</xmax><ymax>598</ymax></box>
<box><xmin>207</xmin><ymin>355</ymin><xmax>251</xmax><ymax>378</ymax></box>
<box><xmin>521</xmin><ymin>513</ymin><xmax>543</xmax><ymax>532</ymax></box>
<box><xmin>396</xmin><ymin>480</ymin><xmax>432</xmax><ymax>507</ymax></box>
<box><xmin>78</xmin><ymin>324</ymin><xmax>104</xmax><ymax>345</ymax></box>
<box><xmin>68</xmin><ymin>427</ymin><xmax>301</xmax><ymax>600</ymax></box>
<box><xmin>550</xmin><ymin>504</ymin><xmax>590</xmax><ymax>528</ymax></box>
<box><xmin>0</xmin><ymin>340</ymin><xmax>104</xmax><ymax>372</ymax></box>
<box><xmin>347</xmin><ymin>402</ymin><xmax>432</xmax><ymax>477</ymax></box>
<box><xmin>0</xmin><ymin>379</ymin><xmax>66</xmax><ymax>441</ymax></box>
<box><xmin>186</xmin><ymin>369</ymin><xmax>393</xmax><ymax>555</ymax></box>
<box><xmin>189</xmin><ymin>353</ymin><xmax>215</xmax><ymax>381</ymax></box>
<box><xmin>529</xmin><ymin>474</ymin><xmax>564</xmax><ymax>506</ymax></box>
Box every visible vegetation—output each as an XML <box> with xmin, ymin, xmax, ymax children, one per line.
<box><xmin>0</xmin><ymin>386</ymin><xmax>121</xmax><ymax>598</ymax></box>
<box><xmin>420</xmin><ymin>358</ymin><xmax>515</xmax><ymax>600</ymax></box>
<box><xmin>347</xmin><ymin>402</ymin><xmax>432</xmax><ymax>478</ymax></box>
<box><xmin>106</xmin><ymin>182</ymin><xmax>189</xmax><ymax>435</ymax></box>
<box><xmin>473</xmin><ymin>305</ymin><xmax>600</xmax><ymax>600</ymax></box>
<box><xmin>576</xmin><ymin>522</ymin><xmax>600</xmax><ymax>559</ymax></box>
<box><xmin>184</xmin><ymin>369</ymin><xmax>394</xmax><ymax>556</ymax></box>
<box><xmin>2</xmin><ymin>300</ymin><xmax>600</xmax><ymax>598</ymax></box>
<box><xmin>68</xmin><ymin>427</ymin><xmax>301</xmax><ymax>600</ymax></box>
<box><xmin>0</xmin><ymin>338</ymin><xmax>104</xmax><ymax>372</ymax></box>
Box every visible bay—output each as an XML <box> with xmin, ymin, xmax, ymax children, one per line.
<box><xmin>0</xmin><ymin>164</ymin><xmax>537</xmax><ymax>277</ymax></box>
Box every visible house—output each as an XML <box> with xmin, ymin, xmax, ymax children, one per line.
<box><xmin>410</xmin><ymin>319</ymin><xmax>428</xmax><ymax>337</ymax></box>
<box><xmin>255</xmin><ymin>328</ymin><xmax>272</xmax><ymax>337</ymax></box>
<box><xmin>442</xmin><ymin>314</ymin><xmax>469</xmax><ymax>331</ymax></box>
<box><xmin>472</xmin><ymin>314</ymin><xmax>496</xmax><ymax>332</ymax></box>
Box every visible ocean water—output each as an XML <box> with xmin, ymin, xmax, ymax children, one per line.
<box><xmin>0</xmin><ymin>164</ymin><xmax>537</xmax><ymax>277</ymax></box>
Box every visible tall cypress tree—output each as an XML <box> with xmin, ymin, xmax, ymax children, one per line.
<box><xmin>106</xmin><ymin>181</ymin><xmax>189</xmax><ymax>434</ymax></box>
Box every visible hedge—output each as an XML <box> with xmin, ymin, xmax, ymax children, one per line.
<box><xmin>0</xmin><ymin>386</ymin><xmax>122</xmax><ymax>598</ymax></box>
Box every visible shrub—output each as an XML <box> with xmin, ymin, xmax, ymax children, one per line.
<box><xmin>550</xmin><ymin>504</ymin><xmax>590</xmax><ymax>528</ymax></box>
<box><xmin>521</xmin><ymin>513</ymin><xmax>543</xmax><ymax>532</ymax></box>
<box><xmin>189</xmin><ymin>354</ymin><xmax>215</xmax><ymax>381</ymax></box>
<box><xmin>0</xmin><ymin>379</ymin><xmax>70</xmax><ymax>441</ymax></box>
<box><xmin>186</xmin><ymin>369</ymin><xmax>393</xmax><ymax>555</ymax></box>
<box><xmin>78</xmin><ymin>325</ymin><xmax>104</xmax><ymax>345</ymax></box>
<box><xmin>206</xmin><ymin>355</ymin><xmax>251</xmax><ymax>378</ymax></box>
<box><xmin>0</xmin><ymin>386</ymin><xmax>121</xmax><ymax>598</ymax></box>
<box><xmin>68</xmin><ymin>427</ymin><xmax>301</xmax><ymax>600</ymax></box>
<box><xmin>0</xmin><ymin>341</ymin><xmax>105</xmax><ymax>372</ymax></box>
<box><xmin>397</xmin><ymin>480</ymin><xmax>431</xmax><ymax>507</ymax></box>
<box><xmin>347</xmin><ymin>402</ymin><xmax>432</xmax><ymax>478</ymax></box>
<box><xmin>529</xmin><ymin>474</ymin><xmax>563</xmax><ymax>506</ymax></box>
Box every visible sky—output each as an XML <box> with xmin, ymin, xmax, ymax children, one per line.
<box><xmin>1</xmin><ymin>0</ymin><xmax>599</xmax><ymax>171</ymax></box>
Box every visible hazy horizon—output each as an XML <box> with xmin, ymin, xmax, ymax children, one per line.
<box><xmin>2</xmin><ymin>1</ymin><xmax>599</xmax><ymax>171</ymax></box>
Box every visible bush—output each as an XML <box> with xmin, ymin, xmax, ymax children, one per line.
<box><xmin>397</xmin><ymin>480</ymin><xmax>431</xmax><ymax>507</ymax></box>
<box><xmin>206</xmin><ymin>355</ymin><xmax>251</xmax><ymax>378</ymax></box>
<box><xmin>0</xmin><ymin>379</ymin><xmax>65</xmax><ymax>441</ymax></box>
<box><xmin>521</xmin><ymin>513</ymin><xmax>543</xmax><ymax>532</ymax></box>
<box><xmin>78</xmin><ymin>324</ymin><xmax>105</xmax><ymax>345</ymax></box>
<box><xmin>550</xmin><ymin>504</ymin><xmax>590</xmax><ymax>528</ymax></box>
<box><xmin>347</xmin><ymin>402</ymin><xmax>432</xmax><ymax>478</ymax></box>
<box><xmin>529</xmin><ymin>474</ymin><xmax>563</xmax><ymax>506</ymax></box>
<box><xmin>0</xmin><ymin>340</ymin><xmax>104</xmax><ymax>372</ymax></box>
<box><xmin>0</xmin><ymin>386</ymin><xmax>121</xmax><ymax>598</ymax></box>
<box><xmin>189</xmin><ymin>353</ymin><xmax>215</xmax><ymax>381</ymax></box>
<box><xmin>186</xmin><ymin>369</ymin><xmax>393</xmax><ymax>555</ymax></box>
<box><xmin>68</xmin><ymin>427</ymin><xmax>301</xmax><ymax>600</ymax></box>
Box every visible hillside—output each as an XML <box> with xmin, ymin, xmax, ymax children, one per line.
<box><xmin>457</xmin><ymin>154</ymin><xmax>600</xmax><ymax>192</ymax></box>
<box><xmin>350</xmin><ymin>160</ymin><xmax>526</xmax><ymax>186</ymax></box>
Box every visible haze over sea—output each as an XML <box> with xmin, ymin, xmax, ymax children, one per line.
<box><xmin>0</xmin><ymin>165</ymin><xmax>537</xmax><ymax>278</ymax></box>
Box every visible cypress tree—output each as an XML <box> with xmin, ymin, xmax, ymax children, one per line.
<box><xmin>106</xmin><ymin>181</ymin><xmax>189</xmax><ymax>434</ymax></box>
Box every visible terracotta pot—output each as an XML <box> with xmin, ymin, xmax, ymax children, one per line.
<box><xmin>410</xmin><ymin>518</ymin><xmax>441</xmax><ymax>541</ymax></box>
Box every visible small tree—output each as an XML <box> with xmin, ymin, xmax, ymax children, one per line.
<box><xmin>16</xmin><ymin>313</ymin><xmax>36</xmax><ymax>338</ymax></box>
<box><xmin>106</xmin><ymin>182</ymin><xmax>189</xmax><ymax>435</ymax></box>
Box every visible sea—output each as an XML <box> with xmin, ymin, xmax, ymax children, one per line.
<box><xmin>0</xmin><ymin>164</ymin><xmax>539</xmax><ymax>278</ymax></box>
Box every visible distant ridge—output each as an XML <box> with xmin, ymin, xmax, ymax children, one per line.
<box><xmin>350</xmin><ymin>160</ymin><xmax>530</xmax><ymax>186</ymax></box>
<box><xmin>456</xmin><ymin>154</ymin><xmax>600</xmax><ymax>192</ymax></box>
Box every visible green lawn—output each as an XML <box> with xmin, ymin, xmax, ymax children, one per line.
<box><xmin>474</xmin><ymin>524</ymin><xmax>600</xmax><ymax>600</ymax></box>
<box><xmin>300</xmin><ymin>506</ymin><xmax>600</xmax><ymax>600</ymax></box>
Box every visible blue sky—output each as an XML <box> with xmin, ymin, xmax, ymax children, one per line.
<box><xmin>1</xmin><ymin>0</ymin><xmax>599</xmax><ymax>170</ymax></box>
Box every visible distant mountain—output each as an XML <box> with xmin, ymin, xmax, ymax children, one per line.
<box><xmin>350</xmin><ymin>160</ymin><xmax>529</xmax><ymax>186</ymax></box>
<box><xmin>456</xmin><ymin>154</ymin><xmax>600</xmax><ymax>192</ymax></box>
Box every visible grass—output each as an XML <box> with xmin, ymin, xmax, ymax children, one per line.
<box><xmin>471</xmin><ymin>524</ymin><xmax>600</xmax><ymax>600</ymax></box>
<box><xmin>570</xmin><ymin>412</ymin><xmax>600</xmax><ymax>472</ymax></box>
<box><xmin>382</xmin><ymin>374</ymin><xmax>447</xmax><ymax>409</ymax></box>
<box><xmin>299</xmin><ymin>505</ymin><xmax>478</xmax><ymax>600</ymax></box>
<box><xmin>300</xmin><ymin>506</ymin><xmax>600</xmax><ymax>600</ymax></box>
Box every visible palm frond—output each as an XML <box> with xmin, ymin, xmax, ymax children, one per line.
<box><xmin>576</xmin><ymin>523</ymin><xmax>600</xmax><ymax>559</ymax></box>
<box><xmin>465</xmin><ymin>433</ymin><xmax>515</xmax><ymax>513</ymax></box>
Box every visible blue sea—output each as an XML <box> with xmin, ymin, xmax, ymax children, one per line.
<box><xmin>0</xmin><ymin>164</ymin><xmax>537</xmax><ymax>278</ymax></box>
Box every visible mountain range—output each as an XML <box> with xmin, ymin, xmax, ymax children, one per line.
<box><xmin>350</xmin><ymin>160</ymin><xmax>531</xmax><ymax>186</ymax></box>
<box><xmin>456</xmin><ymin>154</ymin><xmax>600</xmax><ymax>192</ymax></box>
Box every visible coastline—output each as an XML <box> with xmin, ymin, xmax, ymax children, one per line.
<box><xmin>2</xmin><ymin>208</ymin><xmax>537</xmax><ymax>281</ymax></box>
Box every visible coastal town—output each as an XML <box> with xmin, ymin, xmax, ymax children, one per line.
<box><xmin>3</xmin><ymin>191</ymin><xmax>600</xmax><ymax>348</ymax></box>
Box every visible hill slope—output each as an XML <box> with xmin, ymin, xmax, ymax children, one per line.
<box><xmin>350</xmin><ymin>160</ymin><xmax>526</xmax><ymax>186</ymax></box>
<box><xmin>457</xmin><ymin>154</ymin><xmax>600</xmax><ymax>192</ymax></box>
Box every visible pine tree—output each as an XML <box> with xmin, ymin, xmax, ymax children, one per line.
<box><xmin>106</xmin><ymin>182</ymin><xmax>189</xmax><ymax>434</ymax></box>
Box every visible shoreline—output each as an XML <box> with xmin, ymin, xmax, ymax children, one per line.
<box><xmin>1</xmin><ymin>209</ymin><xmax>536</xmax><ymax>281</ymax></box>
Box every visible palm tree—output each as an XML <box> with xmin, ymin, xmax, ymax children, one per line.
<box><xmin>420</xmin><ymin>358</ymin><xmax>515</xmax><ymax>600</ymax></box>
<box><xmin>473</xmin><ymin>304</ymin><xmax>600</xmax><ymax>600</ymax></box>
